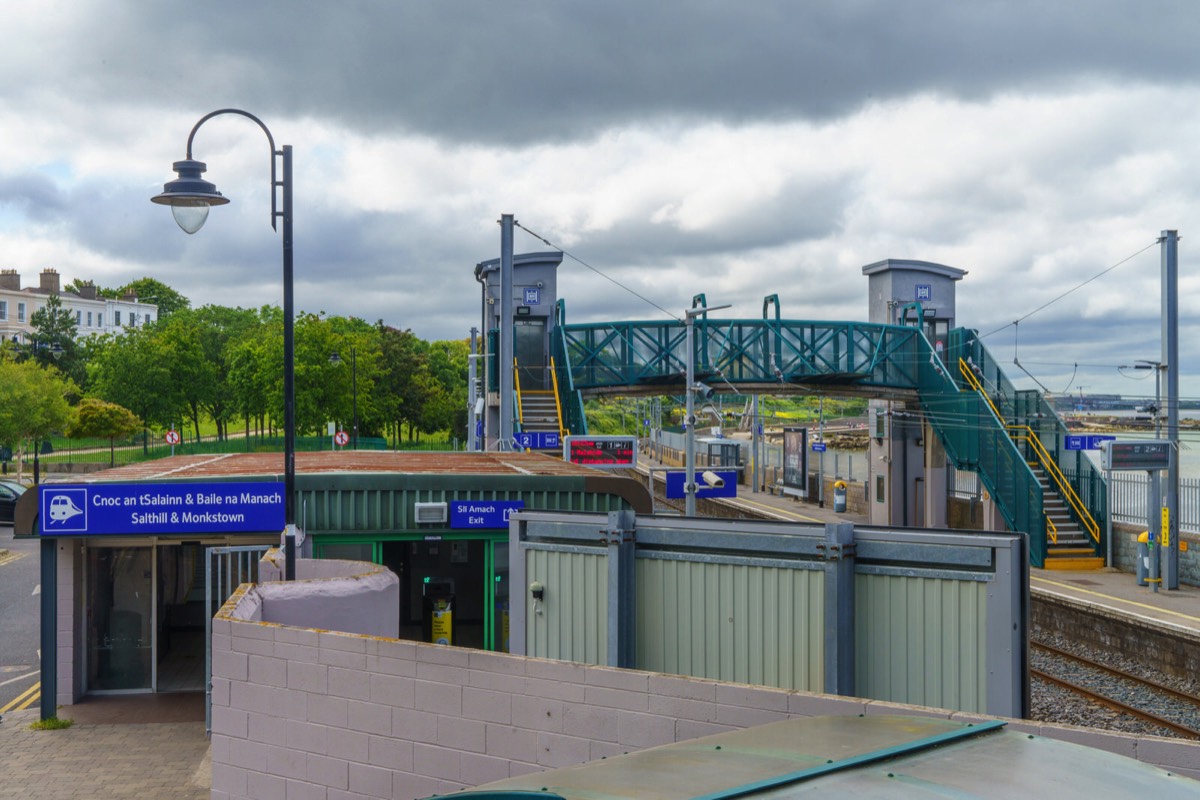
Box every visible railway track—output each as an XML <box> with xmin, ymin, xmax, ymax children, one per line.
<box><xmin>1030</xmin><ymin>641</ymin><xmax>1200</xmax><ymax>739</ymax></box>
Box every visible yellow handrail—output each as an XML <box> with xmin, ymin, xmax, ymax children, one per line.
<box><xmin>549</xmin><ymin>357</ymin><xmax>569</xmax><ymax>438</ymax></box>
<box><xmin>958</xmin><ymin>358</ymin><xmax>1100</xmax><ymax>546</ymax></box>
<box><xmin>513</xmin><ymin>358</ymin><xmax>524</xmax><ymax>427</ymax></box>
<box><xmin>1010</xmin><ymin>424</ymin><xmax>1101</xmax><ymax>544</ymax></box>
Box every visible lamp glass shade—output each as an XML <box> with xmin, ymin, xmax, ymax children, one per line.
<box><xmin>171</xmin><ymin>201</ymin><xmax>211</xmax><ymax>234</ymax></box>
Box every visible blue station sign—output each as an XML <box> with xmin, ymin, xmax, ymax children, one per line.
<box><xmin>449</xmin><ymin>500</ymin><xmax>525</xmax><ymax>529</ymax></box>
<box><xmin>665</xmin><ymin>470</ymin><xmax>738</xmax><ymax>500</ymax></box>
<box><xmin>1065</xmin><ymin>434</ymin><xmax>1117</xmax><ymax>451</ymax></box>
<box><xmin>513</xmin><ymin>431</ymin><xmax>560</xmax><ymax>450</ymax></box>
<box><xmin>39</xmin><ymin>482</ymin><xmax>285</xmax><ymax>536</ymax></box>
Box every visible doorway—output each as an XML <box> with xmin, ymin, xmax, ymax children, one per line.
<box><xmin>156</xmin><ymin>543</ymin><xmax>207</xmax><ymax>692</ymax></box>
<box><xmin>86</xmin><ymin>547</ymin><xmax>153</xmax><ymax>692</ymax></box>
<box><xmin>382</xmin><ymin>539</ymin><xmax>487</xmax><ymax>649</ymax></box>
<box><xmin>514</xmin><ymin>318</ymin><xmax>547</xmax><ymax>390</ymax></box>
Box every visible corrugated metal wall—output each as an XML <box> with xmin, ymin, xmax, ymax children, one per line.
<box><xmin>855</xmin><ymin>573</ymin><xmax>988</xmax><ymax>711</ymax></box>
<box><xmin>636</xmin><ymin>558</ymin><xmax>824</xmax><ymax>692</ymax></box>
<box><xmin>525</xmin><ymin>548</ymin><xmax>607</xmax><ymax>663</ymax></box>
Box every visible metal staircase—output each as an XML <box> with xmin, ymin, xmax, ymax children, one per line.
<box><xmin>518</xmin><ymin>391</ymin><xmax>563</xmax><ymax>447</ymax></box>
<box><xmin>526</xmin><ymin>301</ymin><xmax>1107</xmax><ymax>568</ymax></box>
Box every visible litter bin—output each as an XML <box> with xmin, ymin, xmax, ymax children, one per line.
<box><xmin>421</xmin><ymin>577</ymin><xmax>456</xmax><ymax>645</ymax></box>
<box><xmin>1136</xmin><ymin>531</ymin><xmax>1150</xmax><ymax>586</ymax></box>
<box><xmin>833</xmin><ymin>480</ymin><xmax>847</xmax><ymax>513</ymax></box>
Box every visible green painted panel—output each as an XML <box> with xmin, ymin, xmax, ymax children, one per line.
<box><xmin>525</xmin><ymin>549</ymin><xmax>607</xmax><ymax>664</ymax></box>
<box><xmin>296</xmin><ymin>474</ymin><xmax>634</xmax><ymax>535</ymax></box>
<box><xmin>855</xmin><ymin>574</ymin><xmax>988</xmax><ymax>712</ymax></box>
<box><xmin>635</xmin><ymin>558</ymin><xmax>824</xmax><ymax>692</ymax></box>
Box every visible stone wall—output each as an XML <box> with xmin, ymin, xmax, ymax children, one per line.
<box><xmin>210</xmin><ymin>584</ymin><xmax>1200</xmax><ymax>800</ymax></box>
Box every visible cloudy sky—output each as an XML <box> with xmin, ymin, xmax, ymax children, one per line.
<box><xmin>2</xmin><ymin>1</ymin><xmax>1198</xmax><ymax>400</ymax></box>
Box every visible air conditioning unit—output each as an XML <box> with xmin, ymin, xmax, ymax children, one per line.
<box><xmin>414</xmin><ymin>502</ymin><xmax>448</xmax><ymax>525</ymax></box>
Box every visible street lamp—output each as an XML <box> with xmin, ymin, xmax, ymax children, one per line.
<box><xmin>329</xmin><ymin>348</ymin><xmax>358</xmax><ymax>450</ymax></box>
<box><xmin>152</xmin><ymin>109</ymin><xmax>297</xmax><ymax>580</ymax></box>
<box><xmin>684</xmin><ymin>303</ymin><xmax>731</xmax><ymax>517</ymax></box>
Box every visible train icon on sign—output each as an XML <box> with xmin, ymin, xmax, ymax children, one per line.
<box><xmin>42</xmin><ymin>488</ymin><xmax>88</xmax><ymax>532</ymax></box>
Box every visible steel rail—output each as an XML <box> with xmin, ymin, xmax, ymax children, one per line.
<box><xmin>1031</xmin><ymin>642</ymin><xmax>1200</xmax><ymax>739</ymax></box>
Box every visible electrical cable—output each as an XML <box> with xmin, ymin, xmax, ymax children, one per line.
<box><xmin>513</xmin><ymin>221</ymin><xmax>682</xmax><ymax>322</ymax></box>
<box><xmin>979</xmin><ymin>239</ymin><xmax>1158</xmax><ymax>340</ymax></box>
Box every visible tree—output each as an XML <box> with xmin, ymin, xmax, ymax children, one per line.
<box><xmin>118</xmin><ymin>277</ymin><xmax>190</xmax><ymax>317</ymax></box>
<box><xmin>0</xmin><ymin>360</ymin><xmax>77</xmax><ymax>480</ymax></box>
<box><xmin>27</xmin><ymin>293</ymin><xmax>84</xmax><ymax>387</ymax></box>
<box><xmin>87</xmin><ymin>328</ymin><xmax>178</xmax><ymax>452</ymax></box>
<box><xmin>67</xmin><ymin>398</ymin><xmax>141</xmax><ymax>467</ymax></box>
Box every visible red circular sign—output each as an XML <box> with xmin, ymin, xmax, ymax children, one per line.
<box><xmin>334</xmin><ymin>431</ymin><xmax>350</xmax><ymax>446</ymax></box>
<box><xmin>164</xmin><ymin>430</ymin><xmax>181</xmax><ymax>445</ymax></box>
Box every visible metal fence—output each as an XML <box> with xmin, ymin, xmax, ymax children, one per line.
<box><xmin>949</xmin><ymin>466</ymin><xmax>1200</xmax><ymax>535</ymax></box>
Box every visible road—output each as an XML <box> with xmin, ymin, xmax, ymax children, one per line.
<box><xmin>0</xmin><ymin>524</ymin><xmax>41</xmax><ymax>715</ymax></box>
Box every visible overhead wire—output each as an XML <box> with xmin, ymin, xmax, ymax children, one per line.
<box><xmin>513</xmin><ymin>221</ymin><xmax>682</xmax><ymax>322</ymax></box>
<box><xmin>979</xmin><ymin>240</ymin><xmax>1158</xmax><ymax>340</ymax></box>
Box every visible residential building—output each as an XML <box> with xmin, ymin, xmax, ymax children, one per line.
<box><xmin>0</xmin><ymin>268</ymin><xmax>158</xmax><ymax>344</ymax></box>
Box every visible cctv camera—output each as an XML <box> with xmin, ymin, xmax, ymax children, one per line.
<box><xmin>693</xmin><ymin>382</ymin><xmax>714</xmax><ymax>399</ymax></box>
<box><xmin>701</xmin><ymin>471</ymin><xmax>725</xmax><ymax>489</ymax></box>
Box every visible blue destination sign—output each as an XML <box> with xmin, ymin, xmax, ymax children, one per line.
<box><xmin>665</xmin><ymin>470</ymin><xmax>738</xmax><ymax>500</ymax></box>
<box><xmin>450</xmin><ymin>500</ymin><xmax>525</xmax><ymax>529</ymax></box>
<box><xmin>1065</xmin><ymin>434</ymin><xmax>1116</xmax><ymax>451</ymax></box>
<box><xmin>39</xmin><ymin>482</ymin><xmax>285</xmax><ymax>536</ymax></box>
<box><xmin>812</xmin><ymin>442</ymin><xmax>827</xmax><ymax>452</ymax></box>
<box><xmin>513</xmin><ymin>431</ymin><xmax>560</xmax><ymax>450</ymax></box>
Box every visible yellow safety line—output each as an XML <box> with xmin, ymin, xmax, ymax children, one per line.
<box><xmin>0</xmin><ymin>551</ymin><xmax>28</xmax><ymax>567</ymax></box>
<box><xmin>1031</xmin><ymin>576</ymin><xmax>1200</xmax><ymax>624</ymax></box>
<box><xmin>1</xmin><ymin>681</ymin><xmax>40</xmax><ymax>714</ymax></box>
<box><xmin>723</xmin><ymin>495</ymin><xmax>825</xmax><ymax>524</ymax></box>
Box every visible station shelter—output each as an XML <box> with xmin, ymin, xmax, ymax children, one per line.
<box><xmin>18</xmin><ymin>451</ymin><xmax>650</xmax><ymax>709</ymax></box>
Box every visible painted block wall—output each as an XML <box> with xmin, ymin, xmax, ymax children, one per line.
<box><xmin>210</xmin><ymin>588</ymin><xmax>1200</xmax><ymax>800</ymax></box>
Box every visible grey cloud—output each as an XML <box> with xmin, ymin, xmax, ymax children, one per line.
<box><xmin>21</xmin><ymin>1</ymin><xmax>1200</xmax><ymax>146</ymax></box>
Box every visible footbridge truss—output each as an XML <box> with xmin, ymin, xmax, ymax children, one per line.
<box><xmin>542</xmin><ymin>298</ymin><xmax>1106</xmax><ymax>568</ymax></box>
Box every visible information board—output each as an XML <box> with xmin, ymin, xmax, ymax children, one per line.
<box><xmin>1100</xmin><ymin>440</ymin><xmax>1172</xmax><ymax>471</ymax></box>
<box><xmin>39</xmin><ymin>482</ymin><xmax>285</xmax><ymax>536</ymax></box>
<box><xmin>782</xmin><ymin>427</ymin><xmax>808</xmax><ymax>495</ymax></box>
<box><xmin>563</xmin><ymin>435</ymin><xmax>637</xmax><ymax>468</ymax></box>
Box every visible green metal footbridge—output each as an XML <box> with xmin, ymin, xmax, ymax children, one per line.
<box><xmin>525</xmin><ymin>297</ymin><xmax>1106</xmax><ymax>569</ymax></box>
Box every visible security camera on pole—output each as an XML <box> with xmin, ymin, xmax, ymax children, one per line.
<box><xmin>684</xmin><ymin>303</ymin><xmax>731</xmax><ymax>517</ymax></box>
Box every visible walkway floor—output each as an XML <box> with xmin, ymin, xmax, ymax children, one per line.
<box><xmin>0</xmin><ymin>695</ymin><xmax>209</xmax><ymax>799</ymax></box>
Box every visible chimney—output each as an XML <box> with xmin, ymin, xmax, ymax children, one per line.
<box><xmin>123</xmin><ymin>291</ymin><xmax>138</xmax><ymax>302</ymax></box>
<box><xmin>0</xmin><ymin>269</ymin><xmax>19</xmax><ymax>291</ymax></box>
<box><xmin>39</xmin><ymin>268</ymin><xmax>60</xmax><ymax>294</ymax></box>
<box><xmin>77</xmin><ymin>281</ymin><xmax>98</xmax><ymax>300</ymax></box>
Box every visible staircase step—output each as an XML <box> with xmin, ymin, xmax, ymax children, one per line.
<box><xmin>1042</xmin><ymin>555</ymin><xmax>1105</xmax><ymax>571</ymax></box>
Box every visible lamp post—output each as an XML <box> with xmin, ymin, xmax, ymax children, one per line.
<box><xmin>152</xmin><ymin>109</ymin><xmax>296</xmax><ymax>579</ymax></box>
<box><xmin>329</xmin><ymin>348</ymin><xmax>358</xmax><ymax>449</ymax></box>
<box><xmin>684</xmin><ymin>303</ymin><xmax>730</xmax><ymax>517</ymax></box>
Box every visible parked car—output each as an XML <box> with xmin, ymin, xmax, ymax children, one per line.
<box><xmin>0</xmin><ymin>479</ymin><xmax>28</xmax><ymax>524</ymax></box>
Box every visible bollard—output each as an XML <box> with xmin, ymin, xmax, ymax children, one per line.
<box><xmin>833</xmin><ymin>480</ymin><xmax>847</xmax><ymax>513</ymax></box>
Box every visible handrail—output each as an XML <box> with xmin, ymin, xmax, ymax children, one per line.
<box><xmin>1010</xmin><ymin>424</ymin><xmax>1101</xmax><ymax>544</ymax></box>
<box><xmin>958</xmin><ymin>358</ymin><xmax>1004</xmax><ymax>422</ymax></box>
<box><xmin>960</xmin><ymin>358</ymin><xmax>1099</xmax><ymax>546</ymax></box>
<box><xmin>513</xmin><ymin>358</ymin><xmax>524</xmax><ymax>427</ymax></box>
<box><xmin>548</xmin><ymin>357</ymin><xmax>569</xmax><ymax>438</ymax></box>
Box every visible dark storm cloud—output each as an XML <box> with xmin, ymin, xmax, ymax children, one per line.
<box><xmin>30</xmin><ymin>1</ymin><xmax>1200</xmax><ymax>146</ymax></box>
<box><xmin>0</xmin><ymin>172</ymin><xmax>66</xmax><ymax>221</ymax></box>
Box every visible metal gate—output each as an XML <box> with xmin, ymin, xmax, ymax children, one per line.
<box><xmin>205</xmin><ymin>545</ymin><xmax>271</xmax><ymax>734</ymax></box>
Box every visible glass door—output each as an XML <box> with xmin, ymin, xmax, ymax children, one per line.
<box><xmin>86</xmin><ymin>546</ymin><xmax>153</xmax><ymax>692</ymax></box>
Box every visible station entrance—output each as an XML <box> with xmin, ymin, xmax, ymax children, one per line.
<box><xmin>314</xmin><ymin>532</ymin><xmax>512</xmax><ymax>652</ymax></box>
<box><xmin>83</xmin><ymin>538</ymin><xmax>272</xmax><ymax>694</ymax></box>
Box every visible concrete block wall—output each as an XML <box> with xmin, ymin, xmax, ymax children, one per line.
<box><xmin>211</xmin><ymin>586</ymin><xmax>1200</xmax><ymax>800</ymax></box>
<box><xmin>54</xmin><ymin>538</ymin><xmax>83</xmax><ymax>707</ymax></box>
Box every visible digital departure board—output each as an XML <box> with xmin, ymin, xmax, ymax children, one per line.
<box><xmin>563</xmin><ymin>435</ymin><xmax>637</xmax><ymax>468</ymax></box>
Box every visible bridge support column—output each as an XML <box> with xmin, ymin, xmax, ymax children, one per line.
<box><xmin>923</xmin><ymin>420</ymin><xmax>948</xmax><ymax>529</ymax></box>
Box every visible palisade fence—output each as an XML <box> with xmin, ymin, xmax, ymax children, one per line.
<box><xmin>23</xmin><ymin>433</ymin><xmax>461</xmax><ymax>472</ymax></box>
<box><xmin>949</xmin><ymin>465</ymin><xmax>1200</xmax><ymax>536</ymax></box>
